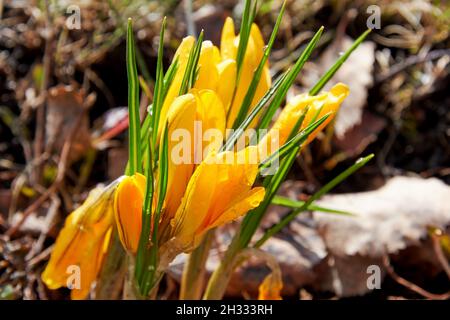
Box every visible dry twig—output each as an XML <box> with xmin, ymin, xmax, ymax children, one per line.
<box><xmin>382</xmin><ymin>254</ymin><xmax>450</xmax><ymax>300</ymax></box>
<box><xmin>431</xmin><ymin>232</ymin><xmax>450</xmax><ymax>281</ymax></box>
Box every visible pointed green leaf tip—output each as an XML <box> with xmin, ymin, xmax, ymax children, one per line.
<box><xmin>126</xmin><ymin>18</ymin><xmax>142</xmax><ymax>175</ymax></box>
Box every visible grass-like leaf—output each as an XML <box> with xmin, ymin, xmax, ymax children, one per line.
<box><xmin>135</xmin><ymin>18</ymin><xmax>174</xmax><ymax>295</ymax></box>
<box><xmin>135</xmin><ymin>135</ymin><xmax>154</xmax><ymax>282</ymax></box>
<box><xmin>272</xmin><ymin>195</ymin><xmax>356</xmax><ymax>216</ymax></box>
<box><xmin>140</xmin><ymin>42</ymin><xmax>178</xmax><ymax>172</ymax></box>
<box><xmin>309</xmin><ymin>29</ymin><xmax>371</xmax><ymax>96</ymax></box>
<box><xmin>239</xmin><ymin>149</ymin><xmax>298</xmax><ymax>247</ymax></box>
<box><xmin>189</xmin><ymin>32</ymin><xmax>204</xmax><ymax>89</ymax></box>
<box><xmin>163</xmin><ymin>57</ymin><xmax>179</xmax><ymax>95</ymax></box>
<box><xmin>126</xmin><ymin>18</ymin><xmax>142</xmax><ymax>175</ymax></box>
<box><xmin>223</xmin><ymin>71</ymin><xmax>288</xmax><ymax>151</ymax></box>
<box><xmin>140</xmin><ymin>56</ymin><xmax>178</xmax><ymax>155</ymax></box>
<box><xmin>238</xmin><ymin>114</ymin><xmax>329</xmax><ymax>247</ymax></box>
<box><xmin>139</xmin><ymin>76</ymin><xmax>152</xmax><ymax>99</ymax></box>
<box><xmin>155</xmin><ymin>125</ymin><xmax>169</xmax><ymax>218</ymax></box>
<box><xmin>107</xmin><ymin>0</ymin><xmax>152</xmax><ymax>84</ymax></box>
<box><xmin>235</xmin><ymin>0</ymin><xmax>256</xmax><ymax>83</ymax></box>
<box><xmin>151</xmin><ymin>17</ymin><xmax>167</xmax><ymax>149</ymax></box>
<box><xmin>259</xmin><ymin>113</ymin><xmax>330</xmax><ymax>170</ymax></box>
<box><xmin>179</xmin><ymin>31</ymin><xmax>204</xmax><ymax>95</ymax></box>
<box><xmin>232</xmin><ymin>0</ymin><xmax>286</xmax><ymax>129</ymax></box>
<box><xmin>239</xmin><ymin>30</ymin><xmax>373</xmax><ymax>246</ymax></box>
<box><xmin>138</xmin><ymin>125</ymin><xmax>170</xmax><ymax>296</ymax></box>
<box><xmin>257</xmin><ymin>26</ymin><xmax>324</xmax><ymax>131</ymax></box>
<box><xmin>224</xmin><ymin>26</ymin><xmax>324</xmax><ymax>151</ymax></box>
<box><xmin>254</xmin><ymin>154</ymin><xmax>374</xmax><ymax>247</ymax></box>
<box><xmin>249</xmin><ymin>30</ymin><xmax>373</xmax><ymax>245</ymax></box>
<box><xmin>204</xmin><ymin>15</ymin><xmax>373</xmax><ymax>303</ymax></box>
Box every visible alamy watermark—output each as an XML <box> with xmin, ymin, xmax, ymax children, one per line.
<box><xmin>367</xmin><ymin>264</ymin><xmax>381</xmax><ymax>290</ymax></box>
<box><xmin>66</xmin><ymin>5</ymin><xmax>81</xmax><ymax>30</ymax></box>
<box><xmin>366</xmin><ymin>5</ymin><xmax>381</xmax><ymax>30</ymax></box>
<box><xmin>66</xmin><ymin>265</ymin><xmax>81</xmax><ymax>290</ymax></box>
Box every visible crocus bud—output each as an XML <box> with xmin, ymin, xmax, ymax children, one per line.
<box><xmin>258</xmin><ymin>83</ymin><xmax>350</xmax><ymax>160</ymax></box>
<box><xmin>41</xmin><ymin>183</ymin><xmax>117</xmax><ymax>299</ymax></box>
<box><xmin>114</xmin><ymin>173</ymin><xmax>146</xmax><ymax>253</ymax></box>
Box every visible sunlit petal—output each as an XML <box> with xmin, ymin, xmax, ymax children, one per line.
<box><xmin>171</xmin><ymin>146</ymin><xmax>264</xmax><ymax>251</ymax></box>
<box><xmin>258</xmin><ymin>83</ymin><xmax>350</xmax><ymax>159</ymax></box>
<box><xmin>41</xmin><ymin>182</ymin><xmax>117</xmax><ymax>299</ymax></box>
<box><xmin>164</xmin><ymin>94</ymin><xmax>197</xmax><ymax>220</ymax></box>
<box><xmin>158</xmin><ymin>36</ymin><xmax>195</xmax><ymax>138</ymax></box>
<box><xmin>114</xmin><ymin>173</ymin><xmax>146</xmax><ymax>253</ymax></box>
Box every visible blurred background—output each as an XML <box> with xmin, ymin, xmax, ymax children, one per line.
<box><xmin>0</xmin><ymin>0</ymin><xmax>449</xmax><ymax>299</ymax></box>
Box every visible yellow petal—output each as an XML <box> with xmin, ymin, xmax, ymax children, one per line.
<box><xmin>248</xmin><ymin>65</ymin><xmax>271</xmax><ymax>127</ymax></box>
<box><xmin>302</xmin><ymin>83</ymin><xmax>350</xmax><ymax>144</ymax></box>
<box><xmin>171</xmin><ymin>146</ymin><xmax>264</xmax><ymax>251</ymax></box>
<box><xmin>216</xmin><ymin>59</ymin><xmax>237</xmax><ymax>110</ymax></box>
<box><xmin>203</xmin><ymin>146</ymin><xmax>260</xmax><ymax>224</ymax></box>
<box><xmin>220</xmin><ymin>17</ymin><xmax>237</xmax><ymax>60</ymax></box>
<box><xmin>258</xmin><ymin>83</ymin><xmax>350</xmax><ymax>159</ymax></box>
<box><xmin>170</xmin><ymin>153</ymin><xmax>217</xmax><ymax>247</ymax></box>
<box><xmin>114</xmin><ymin>173</ymin><xmax>146</xmax><ymax>254</ymax></box>
<box><xmin>158</xmin><ymin>36</ymin><xmax>195</xmax><ymax>138</ymax></box>
<box><xmin>258</xmin><ymin>273</ymin><xmax>283</xmax><ymax>300</ymax></box>
<box><xmin>223</xmin><ymin>22</ymin><xmax>271</xmax><ymax>128</ymax></box>
<box><xmin>41</xmin><ymin>183</ymin><xmax>117</xmax><ymax>299</ymax></box>
<box><xmin>192</xmin><ymin>89</ymin><xmax>226</xmax><ymax>159</ymax></box>
<box><xmin>195</xmin><ymin>41</ymin><xmax>220</xmax><ymax>91</ymax></box>
<box><xmin>207</xmin><ymin>187</ymin><xmax>265</xmax><ymax>230</ymax></box>
<box><xmin>249</xmin><ymin>23</ymin><xmax>265</xmax><ymax>64</ymax></box>
<box><xmin>163</xmin><ymin>94</ymin><xmax>197</xmax><ymax>221</ymax></box>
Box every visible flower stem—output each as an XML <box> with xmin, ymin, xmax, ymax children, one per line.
<box><xmin>123</xmin><ymin>254</ymin><xmax>139</xmax><ymax>299</ymax></box>
<box><xmin>203</xmin><ymin>233</ymin><xmax>242</xmax><ymax>300</ymax></box>
<box><xmin>180</xmin><ymin>230</ymin><xmax>213</xmax><ymax>299</ymax></box>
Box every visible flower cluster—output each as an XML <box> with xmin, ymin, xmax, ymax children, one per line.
<box><xmin>42</xmin><ymin>17</ymin><xmax>349</xmax><ymax>299</ymax></box>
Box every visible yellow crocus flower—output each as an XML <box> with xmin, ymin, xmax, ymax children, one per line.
<box><xmin>161</xmin><ymin>89</ymin><xmax>227</xmax><ymax>225</ymax></box>
<box><xmin>158</xmin><ymin>38</ymin><xmax>236</xmax><ymax>140</ymax></box>
<box><xmin>41</xmin><ymin>183</ymin><xmax>117</xmax><ymax>299</ymax></box>
<box><xmin>159</xmin><ymin>17</ymin><xmax>268</xmax><ymax>139</ymax></box>
<box><xmin>170</xmin><ymin>146</ymin><xmax>265</xmax><ymax>251</ymax></box>
<box><xmin>42</xmin><ymin>173</ymin><xmax>147</xmax><ymax>298</ymax></box>
<box><xmin>258</xmin><ymin>83</ymin><xmax>350</xmax><ymax>159</ymax></box>
<box><xmin>42</xmin><ymin>15</ymin><xmax>352</xmax><ymax>300</ymax></box>
<box><xmin>220</xmin><ymin>17</ymin><xmax>271</xmax><ymax>128</ymax></box>
<box><xmin>41</xmin><ymin>90</ymin><xmax>228</xmax><ymax>295</ymax></box>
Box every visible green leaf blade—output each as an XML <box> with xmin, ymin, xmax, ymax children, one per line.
<box><xmin>309</xmin><ymin>29</ymin><xmax>371</xmax><ymax>96</ymax></box>
<box><xmin>232</xmin><ymin>0</ymin><xmax>286</xmax><ymax>130</ymax></box>
<box><xmin>126</xmin><ymin>18</ymin><xmax>142</xmax><ymax>175</ymax></box>
<box><xmin>272</xmin><ymin>195</ymin><xmax>356</xmax><ymax>216</ymax></box>
<box><xmin>255</xmin><ymin>154</ymin><xmax>374</xmax><ymax>247</ymax></box>
<box><xmin>258</xmin><ymin>26</ymin><xmax>325</xmax><ymax>131</ymax></box>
